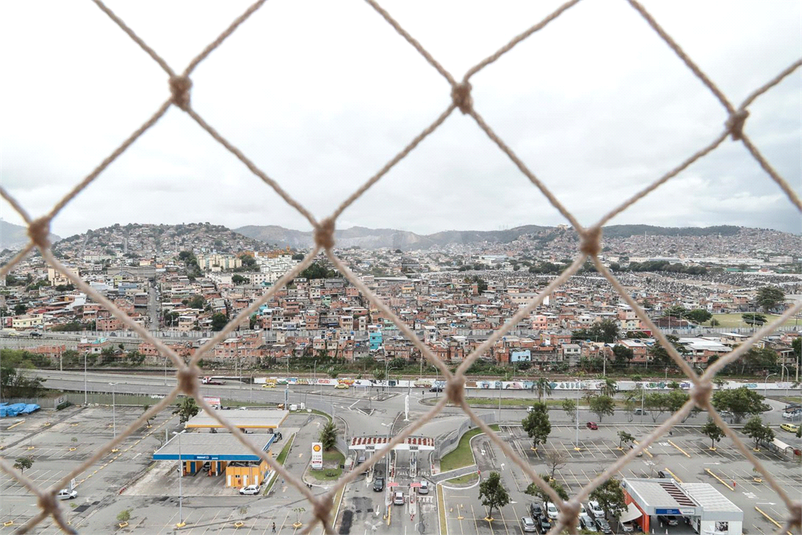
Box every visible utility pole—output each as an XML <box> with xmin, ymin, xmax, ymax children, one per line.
<box><xmin>84</xmin><ymin>353</ymin><xmax>88</xmax><ymax>406</ymax></box>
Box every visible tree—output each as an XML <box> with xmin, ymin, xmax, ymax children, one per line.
<box><xmin>649</xmin><ymin>334</ymin><xmax>687</xmax><ymax>368</ymax></box>
<box><xmin>13</xmin><ymin>303</ymin><xmax>27</xmax><ymax>315</ymax></box>
<box><xmin>14</xmin><ymin>457</ymin><xmax>33</xmax><ymax>474</ymax></box>
<box><xmin>600</xmin><ymin>379</ymin><xmax>617</xmax><ymax>398</ymax></box>
<box><xmin>590</xmin><ymin>478</ymin><xmax>626</xmax><ymax>519</ymax></box>
<box><xmin>743</xmin><ymin>416</ymin><xmax>774</xmax><ymax>450</ymax></box>
<box><xmin>544</xmin><ymin>449</ymin><xmax>567</xmax><ymax>480</ymax></box>
<box><xmin>186</xmin><ymin>295</ymin><xmax>205</xmax><ymax>309</ymax></box>
<box><xmin>571</xmin><ymin>319</ymin><xmax>619</xmax><ymax>343</ymax></box>
<box><xmin>117</xmin><ymin>509</ymin><xmax>131</xmax><ymax>523</ymax></box>
<box><xmin>561</xmin><ymin>399</ymin><xmax>577</xmax><ymax>423</ymax></box>
<box><xmin>319</xmin><ymin>421</ymin><xmax>337</xmax><ymax>450</ymax></box>
<box><xmin>701</xmin><ymin>419</ymin><xmax>724</xmax><ymax>450</ymax></box>
<box><xmin>612</xmin><ymin>345</ymin><xmax>633</xmax><ymax>368</ymax></box>
<box><xmin>710</xmin><ymin>318</ymin><xmax>720</xmax><ymax>327</ymax></box>
<box><xmin>712</xmin><ymin>387</ymin><xmax>769</xmax><ymax>424</ymax></box>
<box><xmin>756</xmin><ymin>286</ymin><xmax>784</xmax><ymax>312</ymax></box>
<box><xmin>210</xmin><ymin>313</ymin><xmax>228</xmax><ymax>331</ymax></box>
<box><xmin>300</xmin><ymin>262</ymin><xmax>337</xmax><ymax>280</ymax></box>
<box><xmin>663</xmin><ymin>305</ymin><xmax>687</xmax><ymax>319</ymax></box>
<box><xmin>143</xmin><ymin>404</ymin><xmax>152</xmax><ymax>427</ymax></box>
<box><xmin>588</xmin><ymin>395</ymin><xmax>615</xmax><ymax>422</ymax></box>
<box><xmin>232</xmin><ymin>274</ymin><xmax>249</xmax><ymax>285</ymax></box>
<box><xmin>686</xmin><ymin>309</ymin><xmax>712</xmax><ymax>324</ymax></box>
<box><xmin>525</xmin><ymin>475</ymin><xmax>569</xmax><ymax>502</ymax></box>
<box><xmin>534</xmin><ymin>378</ymin><xmax>554</xmax><ymax>402</ymax></box>
<box><xmin>522</xmin><ymin>403</ymin><xmax>551</xmax><ymax>450</ymax></box>
<box><xmin>617</xmin><ymin>431</ymin><xmax>635</xmax><ymax>450</ymax></box>
<box><xmin>173</xmin><ymin>397</ymin><xmax>199</xmax><ymax>424</ymax></box>
<box><xmin>742</xmin><ymin>313</ymin><xmax>767</xmax><ymax>326</ymax></box>
<box><xmin>478</xmin><ymin>472</ymin><xmax>509</xmax><ymax>519</ymax></box>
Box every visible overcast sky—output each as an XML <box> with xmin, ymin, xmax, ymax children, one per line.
<box><xmin>1</xmin><ymin>0</ymin><xmax>800</xmax><ymax>239</ymax></box>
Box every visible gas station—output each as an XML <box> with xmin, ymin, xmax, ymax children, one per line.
<box><xmin>153</xmin><ymin>409</ymin><xmax>292</xmax><ymax>488</ymax></box>
<box><xmin>622</xmin><ymin>478</ymin><xmax>743</xmax><ymax>535</ymax></box>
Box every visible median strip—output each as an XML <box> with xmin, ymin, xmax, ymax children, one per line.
<box><xmin>437</xmin><ymin>483</ymin><xmax>448</xmax><ymax>535</ymax></box>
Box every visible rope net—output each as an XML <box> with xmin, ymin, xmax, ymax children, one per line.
<box><xmin>1</xmin><ymin>0</ymin><xmax>800</xmax><ymax>533</ymax></box>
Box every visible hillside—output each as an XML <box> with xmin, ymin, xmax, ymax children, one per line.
<box><xmin>0</xmin><ymin>219</ymin><xmax>61</xmax><ymax>250</ymax></box>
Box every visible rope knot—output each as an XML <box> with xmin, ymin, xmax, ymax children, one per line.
<box><xmin>690</xmin><ymin>380</ymin><xmax>713</xmax><ymax>409</ymax></box>
<box><xmin>176</xmin><ymin>365</ymin><xmax>201</xmax><ymax>397</ymax></box>
<box><xmin>725</xmin><ymin>109</ymin><xmax>749</xmax><ymax>141</ymax></box>
<box><xmin>27</xmin><ymin>217</ymin><xmax>52</xmax><ymax>248</ymax></box>
<box><xmin>38</xmin><ymin>490</ymin><xmax>58</xmax><ymax>518</ymax></box>
<box><xmin>314</xmin><ymin>218</ymin><xmax>336</xmax><ymax>250</ymax></box>
<box><xmin>451</xmin><ymin>82</ymin><xmax>473</xmax><ymax>114</ymax></box>
<box><xmin>558</xmin><ymin>499</ymin><xmax>581</xmax><ymax>531</ymax></box>
<box><xmin>169</xmin><ymin>76</ymin><xmax>193</xmax><ymax>111</ymax></box>
<box><xmin>313</xmin><ymin>496</ymin><xmax>332</xmax><ymax>526</ymax></box>
<box><xmin>445</xmin><ymin>376</ymin><xmax>465</xmax><ymax>405</ymax></box>
<box><xmin>579</xmin><ymin>226</ymin><xmax>602</xmax><ymax>257</ymax></box>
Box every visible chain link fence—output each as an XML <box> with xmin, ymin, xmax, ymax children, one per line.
<box><xmin>1</xmin><ymin>0</ymin><xmax>801</xmax><ymax>533</ymax></box>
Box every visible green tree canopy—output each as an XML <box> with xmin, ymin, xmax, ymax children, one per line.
<box><xmin>210</xmin><ymin>313</ymin><xmax>228</xmax><ymax>331</ymax></box>
<box><xmin>617</xmin><ymin>431</ymin><xmax>635</xmax><ymax>449</ymax></box>
<box><xmin>588</xmin><ymin>395</ymin><xmax>615</xmax><ymax>422</ymax></box>
<box><xmin>701</xmin><ymin>419</ymin><xmax>724</xmax><ymax>449</ymax></box>
<box><xmin>685</xmin><ymin>309</ymin><xmax>712</xmax><ymax>324</ymax></box>
<box><xmin>478</xmin><ymin>472</ymin><xmax>510</xmax><ymax>519</ymax></box>
<box><xmin>173</xmin><ymin>397</ymin><xmax>199</xmax><ymax>424</ymax></box>
<box><xmin>561</xmin><ymin>399</ymin><xmax>577</xmax><ymax>423</ymax></box>
<box><xmin>525</xmin><ymin>475</ymin><xmax>569</xmax><ymax>502</ymax></box>
<box><xmin>13</xmin><ymin>457</ymin><xmax>33</xmax><ymax>474</ymax></box>
<box><xmin>534</xmin><ymin>378</ymin><xmax>554</xmax><ymax>402</ymax></box>
<box><xmin>756</xmin><ymin>286</ymin><xmax>784</xmax><ymax>312</ymax></box>
<box><xmin>319</xmin><ymin>421</ymin><xmax>338</xmax><ymax>450</ymax></box>
<box><xmin>743</xmin><ymin>416</ymin><xmax>774</xmax><ymax>449</ymax></box>
<box><xmin>571</xmin><ymin>319</ymin><xmax>619</xmax><ymax>343</ymax></box>
<box><xmin>522</xmin><ymin>403</ymin><xmax>551</xmax><ymax>450</ymax></box>
<box><xmin>712</xmin><ymin>387</ymin><xmax>769</xmax><ymax>423</ymax></box>
<box><xmin>590</xmin><ymin>478</ymin><xmax>626</xmax><ymax>519</ymax></box>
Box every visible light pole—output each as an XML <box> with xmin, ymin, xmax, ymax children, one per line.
<box><xmin>173</xmin><ymin>431</ymin><xmax>185</xmax><ymax>528</ymax></box>
<box><xmin>164</xmin><ymin>356</ymin><xmax>168</xmax><ymax>386</ymax></box>
<box><xmin>763</xmin><ymin>373</ymin><xmax>776</xmax><ymax>396</ymax></box>
<box><xmin>574</xmin><ymin>384</ymin><xmax>580</xmax><ymax>451</ymax></box>
<box><xmin>84</xmin><ymin>353</ymin><xmax>88</xmax><ymax>406</ymax></box>
<box><xmin>109</xmin><ymin>382</ymin><xmax>117</xmax><ymax>438</ymax></box>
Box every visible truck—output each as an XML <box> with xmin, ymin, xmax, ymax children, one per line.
<box><xmin>201</xmin><ymin>377</ymin><xmax>225</xmax><ymax>385</ymax></box>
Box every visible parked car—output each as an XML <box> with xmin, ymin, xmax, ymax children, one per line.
<box><xmin>580</xmin><ymin>514</ymin><xmax>598</xmax><ymax>532</ymax></box>
<box><xmin>418</xmin><ymin>480</ymin><xmax>429</xmax><ymax>495</ymax></box>
<box><xmin>239</xmin><ymin>484</ymin><xmax>260</xmax><ymax>495</ymax></box>
<box><xmin>373</xmin><ymin>477</ymin><xmax>384</xmax><ymax>492</ymax></box>
<box><xmin>782</xmin><ymin>410</ymin><xmax>801</xmax><ymax>420</ymax></box>
<box><xmin>530</xmin><ymin>503</ymin><xmax>543</xmax><ymax>519</ymax></box>
<box><xmin>588</xmin><ymin>500</ymin><xmax>604</xmax><ymax>518</ymax></box>
<box><xmin>634</xmin><ymin>408</ymin><xmax>646</xmax><ymax>415</ymax></box>
<box><xmin>595</xmin><ymin>518</ymin><xmax>613</xmax><ymax>534</ymax></box>
<box><xmin>335</xmin><ymin>383</ymin><xmax>350</xmax><ymax>389</ymax></box>
<box><xmin>393</xmin><ymin>491</ymin><xmax>405</xmax><ymax>505</ymax></box>
<box><xmin>57</xmin><ymin>488</ymin><xmax>77</xmax><ymax>500</ymax></box>
<box><xmin>429</xmin><ymin>385</ymin><xmax>443</xmax><ymax>393</ymax></box>
<box><xmin>619</xmin><ymin>520</ymin><xmax>634</xmax><ymax>532</ymax></box>
<box><xmin>658</xmin><ymin>515</ymin><xmax>679</xmax><ymax>526</ymax></box>
<box><xmin>657</xmin><ymin>470</ymin><xmax>667</xmax><ymax>478</ymax></box>
<box><xmin>545</xmin><ymin>502</ymin><xmax>559</xmax><ymax>520</ymax></box>
<box><xmin>521</xmin><ymin>516</ymin><xmax>538</xmax><ymax>533</ymax></box>
<box><xmin>586</xmin><ymin>421</ymin><xmax>598</xmax><ymax>430</ymax></box>
<box><xmin>780</xmin><ymin>423</ymin><xmax>800</xmax><ymax>433</ymax></box>
<box><xmin>537</xmin><ymin>514</ymin><xmax>552</xmax><ymax>533</ymax></box>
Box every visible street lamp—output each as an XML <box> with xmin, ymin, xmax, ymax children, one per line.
<box><xmin>172</xmin><ymin>431</ymin><xmax>185</xmax><ymax>528</ymax></box>
<box><xmin>84</xmin><ymin>353</ymin><xmax>88</xmax><ymax>406</ymax></box>
<box><xmin>763</xmin><ymin>373</ymin><xmax>776</xmax><ymax>396</ymax></box>
<box><xmin>109</xmin><ymin>383</ymin><xmax>117</xmax><ymax>438</ymax></box>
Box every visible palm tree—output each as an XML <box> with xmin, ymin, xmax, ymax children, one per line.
<box><xmin>600</xmin><ymin>378</ymin><xmax>617</xmax><ymax>398</ymax></box>
<box><xmin>535</xmin><ymin>378</ymin><xmax>553</xmax><ymax>402</ymax></box>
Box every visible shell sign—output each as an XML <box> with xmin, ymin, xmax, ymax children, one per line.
<box><xmin>311</xmin><ymin>442</ymin><xmax>323</xmax><ymax>470</ymax></box>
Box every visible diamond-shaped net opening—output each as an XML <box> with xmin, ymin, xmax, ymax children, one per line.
<box><xmin>1</xmin><ymin>0</ymin><xmax>800</xmax><ymax>533</ymax></box>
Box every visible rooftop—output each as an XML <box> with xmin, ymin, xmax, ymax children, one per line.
<box><xmin>185</xmin><ymin>409</ymin><xmax>289</xmax><ymax>429</ymax></box>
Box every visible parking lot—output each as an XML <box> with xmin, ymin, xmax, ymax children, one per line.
<box><xmin>440</xmin><ymin>421</ymin><xmax>802</xmax><ymax>535</ymax></box>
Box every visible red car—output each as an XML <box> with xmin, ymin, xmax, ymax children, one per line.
<box><xmin>586</xmin><ymin>422</ymin><xmax>598</xmax><ymax>430</ymax></box>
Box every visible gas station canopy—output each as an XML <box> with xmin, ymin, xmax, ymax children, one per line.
<box><xmin>153</xmin><ymin>433</ymin><xmax>276</xmax><ymax>462</ymax></box>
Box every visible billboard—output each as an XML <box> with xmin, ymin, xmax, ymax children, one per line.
<box><xmin>311</xmin><ymin>443</ymin><xmax>323</xmax><ymax>470</ymax></box>
<box><xmin>203</xmin><ymin>396</ymin><xmax>222</xmax><ymax>408</ymax></box>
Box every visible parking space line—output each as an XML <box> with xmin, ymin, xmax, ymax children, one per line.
<box><xmin>632</xmin><ymin>440</ymin><xmax>653</xmax><ymax>458</ymax></box>
<box><xmin>667</xmin><ymin>440</ymin><xmax>691</xmax><ymax>458</ymax></box>
<box><xmin>704</xmin><ymin>468</ymin><xmax>734</xmax><ymax>491</ymax></box>
<box><xmin>157</xmin><ymin>510</ymin><xmax>179</xmax><ymax>535</ymax></box>
<box><xmin>497</xmin><ymin>502</ymin><xmax>511</xmax><ymax>535</ymax></box>
<box><xmin>754</xmin><ymin>507</ymin><xmax>792</xmax><ymax>535</ymax></box>
<box><xmin>663</xmin><ymin>468</ymin><xmax>682</xmax><ymax>483</ymax></box>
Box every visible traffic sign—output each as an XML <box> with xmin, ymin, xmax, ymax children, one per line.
<box><xmin>388</xmin><ymin>482</ymin><xmax>399</xmax><ymax>487</ymax></box>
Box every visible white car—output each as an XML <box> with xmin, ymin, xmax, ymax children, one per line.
<box><xmin>546</xmin><ymin>502</ymin><xmax>559</xmax><ymax>520</ymax></box>
<box><xmin>57</xmin><ymin>488</ymin><xmax>77</xmax><ymax>500</ymax></box>
<box><xmin>619</xmin><ymin>520</ymin><xmax>634</xmax><ymax>532</ymax></box>
<box><xmin>588</xmin><ymin>500</ymin><xmax>605</xmax><ymax>518</ymax></box>
<box><xmin>239</xmin><ymin>484</ymin><xmax>260</xmax><ymax>495</ymax></box>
